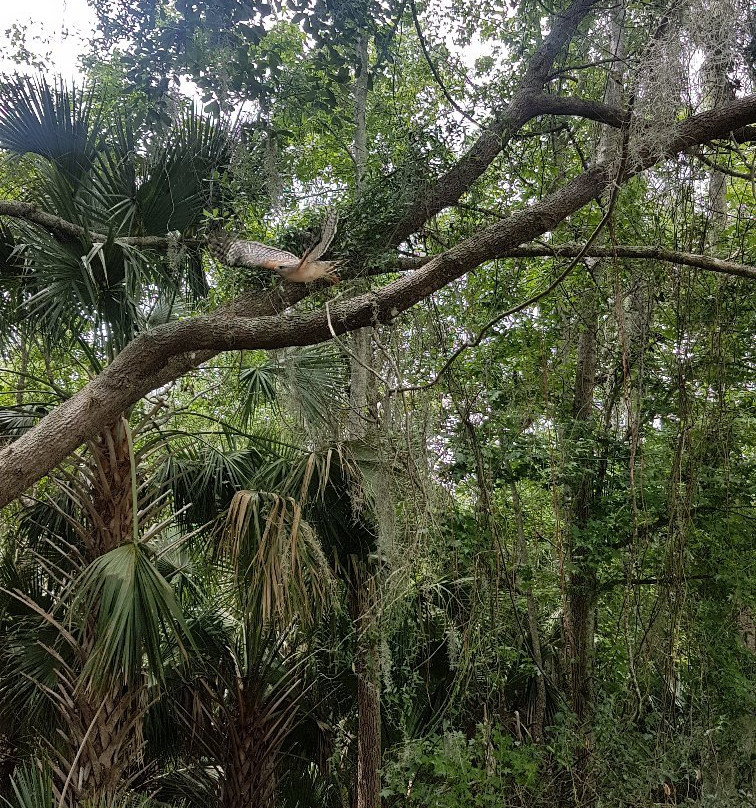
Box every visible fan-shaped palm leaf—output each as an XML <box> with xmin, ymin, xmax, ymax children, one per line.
<box><xmin>72</xmin><ymin>541</ymin><xmax>192</xmax><ymax>688</ymax></box>
<box><xmin>252</xmin><ymin>445</ymin><xmax>379</xmax><ymax>565</ymax></box>
<box><xmin>238</xmin><ymin>345</ymin><xmax>348</xmax><ymax>430</ymax></box>
<box><xmin>0</xmin><ymin>405</ymin><xmax>49</xmax><ymax>440</ymax></box>
<box><xmin>155</xmin><ymin>441</ymin><xmax>265</xmax><ymax>530</ymax></box>
<box><xmin>135</xmin><ymin>109</ymin><xmax>232</xmax><ymax>235</ymax></box>
<box><xmin>0</xmin><ymin>77</ymin><xmax>102</xmax><ymax>183</ymax></box>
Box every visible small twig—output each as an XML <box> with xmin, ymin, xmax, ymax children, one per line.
<box><xmin>325</xmin><ymin>300</ymin><xmax>337</xmax><ymax>338</ymax></box>
<box><xmin>689</xmin><ymin>148</ymin><xmax>753</xmax><ymax>180</ymax></box>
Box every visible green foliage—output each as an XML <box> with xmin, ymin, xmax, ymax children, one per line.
<box><xmin>1</xmin><ymin>765</ymin><xmax>52</xmax><ymax>808</ymax></box>
<box><xmin>383</xmin><ymin>725</ymin><xmax>541</xmax><ymax>806</ymax></box>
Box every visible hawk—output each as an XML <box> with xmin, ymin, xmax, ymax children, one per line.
<box><xmin>209</xmin><ymin>210</ymin><xmax>341</xmax><ymax>284</ymax></box>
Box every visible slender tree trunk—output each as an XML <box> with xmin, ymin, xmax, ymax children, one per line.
<box><xmin>354</xmin><ymin>31</ymin><xmax>369</xmax><ymax>195</ymax></box>
<box><xmin>558</xmin><ymin>301</ymin><xmax>601</xmax><ymax>808</ymax></box>
<box><xmin>345</xmin><ymin>336</ymin><xmax>382</xmax><ymax>808</ymax></box>
<box><xmin>348</xmin><ymin>39</ymin><xmax>382</xmax><ymax>797</ymax></box>
<box><xmin>560</xmin><ymin>8</ymin><xmax>626</xmax><ymax>800</ymax></box>
<box><xmin>511</xmin><ymin>482</ymin><xmax>547</xmax><ymax>741</ymax></box>
<box><xmin>349</xmin><ymin>571</ymin><xmax>381</xmax><ymax>808</ymax></box>
<box><xmin>344</xmin><ymin>335</ymin><xmax>382</xmax><ymax>808</ymax></box>
<box><xmin>564</xmin><ymin>316</ymin><xmax>599</xmax><ymax>727</ymax></box>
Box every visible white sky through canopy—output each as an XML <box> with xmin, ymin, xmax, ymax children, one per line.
<box><xmin>0</xmin><ymin>0</ymin><xmax>96</xmax><ymax>78</ymax></box>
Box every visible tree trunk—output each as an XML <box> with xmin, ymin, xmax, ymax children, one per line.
<box><xmin>85</xmin><ymin>418</ymin><xmax>135</xmax><ymax>559</ymax></box>
<box><xmin>561</xmin><ymin>7</ymin><xmax>625</xmax><ymax>797</ymax></box>
<box><xmin>511</xmin><ymin>482</ymin><xmax>547</xmax><ymax>741</ymax></box>
<box><xmin>349</xmin><ymin>571</ymin><xmax>381</xmax><ymax>808</ymax></box>
<box><xmin>55</xmin><ymin>685</ymin><xmax>147</xmax><ymax>807</ymax></box>
<box><xmin>53</xmin><ymin>418</ymin><xmax>148</xmax><ymax>806</ymax></box>
<box><xmin>561</xmin><ymin>309</ymin><xmax>599</xmax><ymax>805</ymax></box>
<box><xmin>221</xmin><ymin>706</ymin><xmax>278</xmax><ymax>808</ymax></box>
<box><xmin>564</xmin><ymin>322</ymin><xmax>599</xmax><ymax>723</ymax></box>
<box><xmin>347</xmin><ymin>41</ymin><xmax>382</xmax><ymax>794</ymax></box>
<box><xmin>353</xmin><ymin>31</ymin><xmax>369</xmax><ymax>194</ymax></box>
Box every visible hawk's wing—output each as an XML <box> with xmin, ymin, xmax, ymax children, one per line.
<box><xmin>302</xmin><ymin>209</ymin><xmax>338</xmax><ymax>262</ymax></box>
<box><xmin>225</xmin><ymin>240</ymin><xmax>300</xmax><ymax>270</ymax></box>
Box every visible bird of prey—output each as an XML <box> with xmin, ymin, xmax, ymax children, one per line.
<box><xmin>209</xmin><ymin>210</ymin><xmax>341</xmax><ymax>283</ymax></box>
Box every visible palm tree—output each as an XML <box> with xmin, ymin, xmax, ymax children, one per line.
<box><xmin>0</xmin><ymin>75</ymin><xmax>233</xmax><ymax>805</ymax></box>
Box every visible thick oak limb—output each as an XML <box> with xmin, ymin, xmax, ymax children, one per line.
<box><xmin>135</xmin><ymin>283</ymin><xmax>311</xmax><ymax>389</ymax></box>
<box><xmin>0</xmin><ymin>283</ymin><xmax>309</xmax><ymax>509</ymax></box>
<box><xmin>1</xmin><ymin>94</ymin><xmax>756</xmax><ymax>509</ymax></box>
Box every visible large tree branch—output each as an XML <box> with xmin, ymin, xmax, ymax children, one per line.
<box><xmin>387</xmin><ymin>0</ymin><xmax>604</xmax><ymax>246</ymax></box>
<box><xmin>527</xmin><ymin>95</ymin><xmax>626</xmax><ymax>127</ymax></box>
<box><xmin>2</xmin><ymin>94</ymin><xmax>755</xmax><ymax>509</ymax></box>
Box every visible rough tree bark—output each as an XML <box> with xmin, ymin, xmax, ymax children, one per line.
<box><xmin>221</xmin><ymin>706</ymin><xmax>279</xmax><ymax>808</ymax></box>
<box><xmin>53</xmin><ymin>419</ymin><xmax>147</xmax><ymax>806</ymax></box>
<box><xmin>564</xmin><ymin>304</ymin><xmax>599</xmax><ymax>727</ymax></box>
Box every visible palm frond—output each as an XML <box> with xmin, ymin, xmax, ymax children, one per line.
<box><xmin>0</xmin><ymin>617</ymin><xmax>62</xmax><ymax>733</ymax></box>
<box><xmin>72</xmin><ymin>541</ymin><xmax>192</xmax><ymax>688</ymax></box>
<box><xmin>250</xmin><ymin>445</ymin><xmax>379</xmax><ymax>565</ymax></box>
<box><xmin>145</xmin><ymin>765</ymin><xmax>216</xmax><ymax>808</ymax></box>
<box><xmin>16</xmin><ymin>493</ymin><xmax>85</xmax><ymax>562</ymax></box>
<box><xmin>145</xmin><ymin>290</ymin><xmax>189</xmax><ymax>328</ymax></box>
<box><xmin>238</xmin><ymin>362</ymin><xmax>281</xmax><ymax>426</ymax></box>
<box><xmin>81</xmin><ymin>795</ymin><xmax>176</xmax><ymax>808</ymax></box>
<box><xmin>135</xmin><ymin>109</ymin><xmax>232</xmax><ymax>235</ymax></box>
<box><xmin>89</xmin><ymin>112</ymin><xmax>139</xmax><ymax>233</ymax></box>
<box><xmin>224</xmin><ymin>491</ymin><xmax>335</xmax><ymax>624</ymax></box>
<box><xmin>13</xmin><ymin>224</ymin><xmax>142</xmax><ymax>349</ymax></box>
<box><xmin>0</xmin><ymin>764</ymin><xmax>53</xmax><ymax>808</ymax></box>
<box><xmin>238</xmin><ymin>345</ymin><xmax>348</xmax><ymax>430</ymax></box>
<box><xmin>0</xmin><ymin>77</ymin><xmax>102</xmax><ymax>182</ymax></box>
<box><xmin>0</xmin><ymin>544</ymin><xmax>67</xmax><ymax>730</ymax></box>
<box><xmin>155</xmin><ymin>441</ymin><xmax>264</xmax><ymax>529</ymax></box>
<box><xmin>0</xmin><ymin>405</ymin><xmax>49</xmax><ymax>440</ymax></box>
